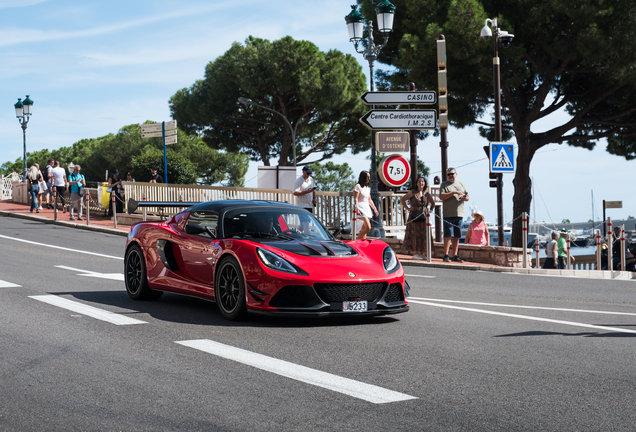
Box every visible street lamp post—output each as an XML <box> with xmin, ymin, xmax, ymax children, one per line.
<box><xmin>14</xmin><ymin>95</ymin><xmax>34</xmax><ymax>183</ymax></box>
<box><xmin>480</xmin><ymin>19</ymin><xmax>514</xmax><ymax>246</ymax></box>
<box><xmin>238</xmin><ymin>97</ymin><xmax>310</xmax><ymax>167</ymax></box>
<box><xmin>345</xmin><ymin>1</ymin><xmax>396</xmax><ymax>238</ymax></box>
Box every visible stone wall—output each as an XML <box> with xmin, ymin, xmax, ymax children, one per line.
<box><xmin>384</xmin><ymin>238</ymin><xmax>532</xmax><ymax>268</ymax></box>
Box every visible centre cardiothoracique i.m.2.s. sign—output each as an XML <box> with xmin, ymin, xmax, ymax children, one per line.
<box><xmin>359</xmin><ymin>110</ymin><xmax>437</xmax><ymax>130</ymax></box>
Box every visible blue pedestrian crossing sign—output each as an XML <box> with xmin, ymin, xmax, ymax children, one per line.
<box><xmin>489</xmin><ymin>142</ymin><xmax>515</xmax><ymax>174</ymax></box>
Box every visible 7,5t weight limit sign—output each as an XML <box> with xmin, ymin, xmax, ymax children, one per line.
<box><xmin>378</xmin><ymin>154</ymin><xmax>411</xmax><ymax>187</ymax></box>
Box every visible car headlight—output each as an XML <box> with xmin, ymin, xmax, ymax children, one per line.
<box><xmin>257</xmin><ymin>248</ymin><xmax>297</xmax><ymax>273</ymax></box>
<box><xmin>383</xmin><ymin>247</ymin><xmax>399</xmax><ymax>273</ymax></box>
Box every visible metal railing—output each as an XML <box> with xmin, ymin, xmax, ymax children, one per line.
<box><xmin>121</xmin><ymin>182</ymin><xmax>409</xmax><ymax>229</ymax></box>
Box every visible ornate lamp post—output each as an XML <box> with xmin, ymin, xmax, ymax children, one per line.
<box><xmin>14</xmin><ymin>95</ymin><xmax>34</xmax><ymax>182</ymax></box>
<box><xmin>480</xmin><ymin>19</ymin><xmax>514</xmax><ymax>246</ymax></box>
<box><xmin>238</xmin><ymin>97</ymin><xmax>310</xmax><ymax>167</ymax></box>
<box><xmin>345</xmin><ymin>1</ymin><xmax>396</xmax><ymax>238</ymax></box>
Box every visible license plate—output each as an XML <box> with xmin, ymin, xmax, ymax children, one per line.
<box><xmin>342</xmin><ymin>300</ymin><xmax>368</xmax><ymax>312</ymax></box>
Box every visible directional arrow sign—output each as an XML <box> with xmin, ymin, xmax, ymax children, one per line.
<box><xmin>164</xmin><ymin>135</ymin><xmax>178</xmax><ymax>145</ymax></box>
<box><xmin>141</xmin><ymin>123</ymin><xmax>162</xmax><ymax>133</ymax></box>
<box><xmin>360</xmin><ymin>91</ymin><xmax>436</xmax><ymax>105</ymax></box>
<box><xmin>359</xmin><ymin>110</ymin><xmax>437</xmax><ymax>130</ymax></box>
<box><xmin>142</xmin><ymin>129</ymin><xmax>177</xmax><ymax>139</ymax></box>
<box><xmin>489</xmin><ymin>142</ymin><xmax>516</xmax><ymax>173</ymax></box>
<box><xmin>164</xmin><ymin>119</ymin><xmax>177</xmax><ymax>130</ymax></box>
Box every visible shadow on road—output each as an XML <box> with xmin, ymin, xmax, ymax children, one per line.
<box><xmin>52</xmin><ymin>290</ymin><xmax>401</xmax><ymax>328</ymax></box>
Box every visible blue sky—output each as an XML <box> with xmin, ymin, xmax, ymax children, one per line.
<box><xmin>1</xmin><ymin>0</ymin><xmax>633</xmax><ymax>225</ymax></box>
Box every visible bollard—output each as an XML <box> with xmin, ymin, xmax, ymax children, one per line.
<box><xmin>522</xmin><ymin>212</ymin><xmax>528</xmax><ymax>268</ymax></box>
<box><xmin>595</xmin><ymin>229</ymin><xmax>601</xmax><ymax>271</ymax></box>
<box><xmin>621</xmin><ymin>224</ymin><xmax>626</xmax><ymax>271</ymax></box>
<box><xmin>566</xmin><ymin>235</ymin><xmax>571</xmax><ymax>269</ymax></box>
<box><xmin>53</xmin><ymin>187</ymin><xmax>58</xmax><ymax>221</ymax></box>
<box><xmin>535</xmin><ymin>237</ymin><xmax>540</xmax><ymax>269</ymax></box>
<box><xmin>607</xmin><ymin>217</ymin><xmax>613</xmax><ymax>271</ymax></box>
<box><xmin>86</xmin><ymin>192</ymin><xmax>90</xmax><ymax>225</ymax></box>
<box><xmin>352</xmin><ymin>209</ymin><xmax>357</xmax><ymax>240</ymax></box>
<box><xmin>426</xmin><ymin>211</ymin><xmax>432</xmax><ymax>263</ymax></box>
<box><xmin>113</xmin><ymin>193</ymin><xmax>117</xmax><ymax>229</ymax></box>
<box><xmin>143</xmin><ymin>193</ymin><xmax>147</xmax><ymax>221</ymax></box>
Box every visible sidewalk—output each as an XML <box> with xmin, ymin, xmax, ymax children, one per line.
<box><xmin>0</xmin><ymin>200</ymin><xmax>128</xmax><ymax>236</ymax></box>
<box><xmin>1</xmin><ymin>200</ymin><xmax>633</xmax><ymax>279</ymax></box>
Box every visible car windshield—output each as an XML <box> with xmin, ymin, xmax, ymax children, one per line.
<box><xmin>223</xmin><ymin>208</ymin><xmax>332</xmax><ymax>241</ymax></box>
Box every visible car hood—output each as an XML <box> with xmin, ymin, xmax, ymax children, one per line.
<box><xmin>259</xmin><ymin>239</ymin><xmax>358</xmax><ymax>257</ymax></box>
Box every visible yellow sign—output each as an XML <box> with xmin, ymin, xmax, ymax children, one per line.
<box><xmin>376</xmin><ymin>131</ymin><xmax>409</xmax><ymax>153</ymax></box>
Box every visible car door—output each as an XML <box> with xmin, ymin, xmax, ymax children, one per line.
<box><xmin>178</xmin><ymin>210</ymin><xmax>220</xmax><ymax>286</ymax></box>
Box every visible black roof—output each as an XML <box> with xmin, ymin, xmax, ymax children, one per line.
<box><xmin>187</xmin><ymin>200</ymin><xmax>304</xmax><ymax>213</ymax></box>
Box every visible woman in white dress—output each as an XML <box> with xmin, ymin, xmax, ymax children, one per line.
<box><xmin>353</xmin><ymin>170</ymin><xmax>379</xmax><ymax>240</ymax></box>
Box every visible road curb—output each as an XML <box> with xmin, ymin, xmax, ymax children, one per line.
<box><xmin>0</xmin><ymin>210</ymin><xmax>129</xmax><ymax>237</ymax></box>
<box><xmin>400</xmin><ymin>259</ymin><xmax>635</xmax><ymax>279</ymax></box>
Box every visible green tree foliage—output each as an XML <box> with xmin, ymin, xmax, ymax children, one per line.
<box><xmin>359</xmin><ymin>0</ymin><xmax>636</xmax><ymax>245</ymax></box>
<box><xmin>0</xmin><ymin>123</ymin><xmax>248</xmax><ymax>186</ymax></box>
<box><xmin>309</xmin><ymin>161</ymin><xmax>356</xmax><ymax>192</ymax></box>
<box><xmin>169</xmin><ymin>36</ymin><xmax>369</xmax><ymax>167</ymax></box>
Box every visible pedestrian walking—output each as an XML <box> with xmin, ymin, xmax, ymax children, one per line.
<box><xmin>293</xmin><ymin>165</ymin><xmax>316</xmax><ymax>213</ymax></box>
<box><xmin>439</xmin><ymin>167</ymin><xmax>469</xmax><ymax>262</ymax></box>
<box><xmin>26</xmin><ymin>165</ymin><xmax>41</xmax><ymax>213</ymax></box>
<box><xmin>68</xmin><ymin>164</ymin><xmax>86</xmax><ymax>221</ymax></box>
<box><xmin>400</xmin><ymin>176</ymin><xmax>435</xmax><ymax>260</ymax></box>
<box><xmin>465</xmin><ymin>210</ymin><xmax>490</xmax><ymax>246</ymax></box>
<box><xmin>148</xmin><ymin>166</ymin><xmax>163</xmax><ymax>183</ymax></box>
<box><xmin>557</xmin><ymin>230</ymin><xmax>575</xmax><ymax>269</ymax></box>
<box><xmin>108</xmin><ymin>169</ymin><xmax>124</xmax><ymax>216</ymax></box>
<box><xmin>51</xmin><ymin>160</ymin><xmax>68</xmax><ymax>212</ymax></box>
<box><xmin>34</xmin><ymin>163</ymin><xmax>45</xmax><ymax>211</ymax></box>
<box><xmin>42</xmin><ymin>158</ymin><xmax>54</xmax><ymax>208</ymax></box>
<box><xmin>543</xmin><ymin>231</ymin><xmax>559</xmax><ymax>269</ymax></box>
<box><xmin>353</xmin><ymin>170</ymin><xmax>379</xmax><ymax>240</ymax></box>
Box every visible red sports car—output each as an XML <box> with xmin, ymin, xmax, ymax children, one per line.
<box><xmin>124</xmin><ymin>200</ymin><xmax>409</xmax><ymax>320</ymax></box>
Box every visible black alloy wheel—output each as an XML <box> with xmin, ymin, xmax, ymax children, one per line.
<box><xmin>125</xmin><ymin>244</ymin><xmax>163</xmax><ymax>300</ymax></box>
<box><xmin>215</xmin><ymin>257</ymin><xmax>247</xmax><ymax>320</ymax></box>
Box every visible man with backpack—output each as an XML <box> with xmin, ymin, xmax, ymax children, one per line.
<box><xmin>68</xmin><ymin>164</ymin><xmax>86</xmax><ymax>221</ymax></box>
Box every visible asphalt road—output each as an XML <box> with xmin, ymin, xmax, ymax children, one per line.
<box><xmin>1</xmin><ymin>215</ymin><xmax>636</xmax><ymax>431</ymax></box>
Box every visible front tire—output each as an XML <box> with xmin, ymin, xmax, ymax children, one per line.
<box><xmin>125</xmin><ymin>244</ymin><xmax>163</xmax><ymax>300</ymax></box>
<box><xmin>215</xmin><ymin>257</ymin><xmax>247</xmax><ymax>320</ymax></box>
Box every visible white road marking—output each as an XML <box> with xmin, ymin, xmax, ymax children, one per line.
<box><xmin>408</xmin><ymin>299</ymin><xmax>636</xmax><ymax>334</ymax></box>
<box><xmin>55</xmin><ymin>265</ymin><xmax>124</xmax><ymax>281</ymax></box>
<box><xmin>176</xmin><ymin>339</ymin><xmax>417</xmax><ymax>404</ymax></box>
<box><xmin>30</xmin><ymin>295</ymin><xmax>146</xmax><ymax>325</ymax></box>
<box><xmin>0</xmin><ymin>233</ymin><xmax>123</xmax><ymax>260</ymax></box>
<box><xmin>405</xmin><ymin>274</ymin><xmax>436</xmax><ymax>278</ymax></box>
<box><xmin>409</xmin><ymin>297</ymin><xmax>636</xmax><ymax>316</ymax></box>
<box><xmin>0</xmin><ymin>279</ymin><xmax>21</xmax><ymax>288</ymax></box>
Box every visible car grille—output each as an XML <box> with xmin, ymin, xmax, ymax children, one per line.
<box><xmin>383</xmin><ymin>283</ymin><xmax>404</xmax><ymax>303</ymax></box>
<box><xmin>314</xmin><ymin>282</ymin><xmax>386</xmax><ymax>303</ymax></box>
<box><xmin>269</xmin><ymin>285</ymin><xmax>313</xmax><ymax>308</ymax></box>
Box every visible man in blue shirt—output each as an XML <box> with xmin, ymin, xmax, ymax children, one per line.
<box><xmin>68</xmin><ymin>164</ymin><xmax>86</xmax><ymax>221</ymax></box>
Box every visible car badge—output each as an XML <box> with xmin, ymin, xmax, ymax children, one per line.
<box><xmin>349</xmin><ymin>272</ymin><xmax>356</xmax><ymax>277</ymax></box>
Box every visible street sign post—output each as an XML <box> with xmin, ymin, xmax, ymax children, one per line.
<box><xmin>141</xmin><ymin>120</ymin><xmax>178</xmax><ymax>183</ymax></box>
<box><xmin>360</xmin><ymin>110</ymin><xmax>437</xmax><ymax>130</ymax></box>
<box><xmin>360</xmin><ymin>91</ymin><xmax>436</xmax><ymax>105</ymax></box>
<box><xmin>378</xmin><ymin>154</ymin><xmax>410</xmax><ymax>187</ymax></box>
<box><xmin>489</xmin><ymin>142</ymin><xmax>515</xmax><ymax>173</ymax></box>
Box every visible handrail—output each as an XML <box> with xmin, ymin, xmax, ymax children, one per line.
<box><xmin>121</xmin><ymin>182</ymin><xmax>410</xmax><ymax>229</ymax></box>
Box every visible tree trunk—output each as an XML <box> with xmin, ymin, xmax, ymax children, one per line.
<box><xmin>511</xmin><ymin>137</ymin><xmax>535</xmax><ymax>247</ymax></box>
